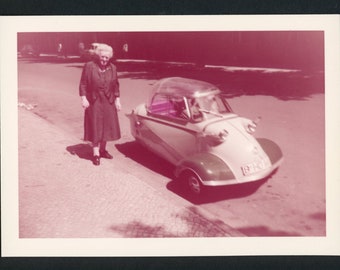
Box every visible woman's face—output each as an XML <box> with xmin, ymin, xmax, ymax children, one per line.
<box><xmin>98</xmin><ymin>51</ymin><xmax>111</xmax><ymax>67</ymax></box>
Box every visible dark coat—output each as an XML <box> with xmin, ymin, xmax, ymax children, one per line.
<box><xmin>79</xmin><ymin>61</ymin><xmax>120</xmax><ymax>104</ymax></box>
<box><xmin>79</xmin><ymin>61</ymin><xmax>121</xmax><ymax>143</ymax></box>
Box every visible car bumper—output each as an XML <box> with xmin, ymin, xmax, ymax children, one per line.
<box><xmin>201</xmin><ymin>157</ymin><xmax>283</xmax><ymax>186</ymax></box>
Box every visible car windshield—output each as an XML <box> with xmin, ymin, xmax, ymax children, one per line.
<box><xmin>189</xmin><ymin>94</ymin><xmax>232</xmax><ymax>121</ymax></box>
<box><xmin>147</xmin><ymin>93</ymin><xmax>232</xmax><ymax>122</ymax></box>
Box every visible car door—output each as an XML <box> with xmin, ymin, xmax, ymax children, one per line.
<box><xmin>142</xmin><ymin>94</ymin><xmax>198</xmax><ymax>165</ymax></box>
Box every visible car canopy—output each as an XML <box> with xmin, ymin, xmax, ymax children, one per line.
<box><xmin>148</xmin><ymin>77</ymin><xmax>220</xmax><ymax>102</ymax></box>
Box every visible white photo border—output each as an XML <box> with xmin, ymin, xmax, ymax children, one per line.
<box><xmin>1</xmin><ymin>15</ymin><xmax>340</xmax><ymax>256</ymax></box>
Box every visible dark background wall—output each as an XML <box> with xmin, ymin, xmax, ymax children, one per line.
<box><xmin>17</xmin><ymin>31</ymin><xmax>324</xmax><ymax>71</ymax></box>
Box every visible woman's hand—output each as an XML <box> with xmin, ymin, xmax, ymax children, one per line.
<box><xmin>81</xmin><ymin>96</ymin><xmax>90</xmax><ymax>109</ymax></box>
<box><xmin>115</xmin><ymin>97</ymin><xmax>122</xmax><ymax>111</ymax></box>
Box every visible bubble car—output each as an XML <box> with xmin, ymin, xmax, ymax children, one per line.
<box><xmin>128</xmin><ymin>77</ymin><xmax>283</xmax><ymax>195</ymax></box>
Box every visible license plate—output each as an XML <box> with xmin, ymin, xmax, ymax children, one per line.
<box><xmin>242</xmin><ymin>160</ymin><xmax>266</xmax><ymax>176</ymax></box>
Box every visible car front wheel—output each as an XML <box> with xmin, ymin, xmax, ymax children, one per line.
<box><xmin>185</xmin><ymin>172</ymin><xmax>204</xmax><ymax>196</ymax></box>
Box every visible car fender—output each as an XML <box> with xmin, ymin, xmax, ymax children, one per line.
<box><xmin>126</xmin><ymin>105</ymin><xmax>145</xmax><ymax>137</ymax></box>
<box><xmin>256</xmin><ymin>138</ymin><xmax>283</xmax><ymax>165</ymax></box>
<box><xmin>175</xmin><ymin>152</ymin><xmax>235</xmax><ymax>182</ymax></box>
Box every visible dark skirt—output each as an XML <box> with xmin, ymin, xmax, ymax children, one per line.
<box><xmin>83</xmin><ymin>93</ymin><xmax>121</xmax><ymax>144</ymax></box>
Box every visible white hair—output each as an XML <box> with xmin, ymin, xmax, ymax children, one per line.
<box><xmin>94</xmin><ymin>43</ymin><xmax>113</xmax><ymax>58</ymax></box>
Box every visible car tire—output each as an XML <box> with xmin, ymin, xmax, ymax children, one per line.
<box><xmin>183</xmin><ymin>171</ymin><xmax>204</xmax><ymax>196</ymax></box>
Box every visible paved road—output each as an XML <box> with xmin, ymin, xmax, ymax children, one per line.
<box><xmin>18</xmin><ymin>57</ymin><xmax>326</xmax><ymax>237</ymax></box>
<box><xmin>18</xmin><ymin>107</ymin><xmax>243</xmax><ymax>238</ymax></box>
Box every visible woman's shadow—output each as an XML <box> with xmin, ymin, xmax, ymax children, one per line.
<box><xmin>66</xmin><ymin>143</ymin><xmax>93</xmax><ymax>161</ymax></box>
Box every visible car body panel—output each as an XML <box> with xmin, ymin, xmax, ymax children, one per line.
<box><xmin>130</xmin><ymin>105</ymin><xmax>200</xmax><ymax>164</ymax></box>
<box><xmin>127</xmin><ymin>77</ymin><xmax>283</xmax><ymax>187</ymax></box>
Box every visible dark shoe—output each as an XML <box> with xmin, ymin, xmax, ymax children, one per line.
<box><xmin>92</xmin><ymin>155</ymin><xmax>100</xmax><ymax>166</ymax></box>
<box><xmin>100</xmin><ymin>150</ymin><xmax>113</xmax><ymax>159</ymax></box>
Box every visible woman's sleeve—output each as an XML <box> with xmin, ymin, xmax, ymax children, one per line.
<box><xmin>114</xmin><ymin>78</ymin><xmax>120</xmax><ymax>97</ymax></box>
<box><xmin>79</xmin><ymin>63</ymin><xmax>89</xmax><ymax>97</ymax></box>
<box><xmin>114</xmin><ymin>68</ymin><xmax>120</xmax><ymax>97</ymax></box>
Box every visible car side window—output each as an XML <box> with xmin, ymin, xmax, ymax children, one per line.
<box><xmin>148</xmin><ymin>94</ymin><xmax>189</xmax><ymax>121</ymax></box>
<box><xmin>148</xmin><ymin>94</ymin><xmax>172</xmax><ymax>116</ymax></box>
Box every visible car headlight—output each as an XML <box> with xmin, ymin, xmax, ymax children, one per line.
<box><xmin>245</xmin><ymin>117</ymin><xmax>261</xmax><ymax>134</ymax></box>
<box><xmin>247</xmin><ymin>121</ymin><xmax>257</xmax><ymax>133</ymax></box>
<box><xmin>218</xmin><ymin>129</ymin><xmax>229</xmax><ymax>141</ymax></box>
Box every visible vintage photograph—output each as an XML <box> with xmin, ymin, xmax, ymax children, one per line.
<box><xmin>17</xmin><ymin>30</ymin><xmax>325</xmax><ymax>237</ymax></box>
<box><xmin>2</xmin><ymin>15</ymin><xmax>340</xmax><ymax>256</ymax></box>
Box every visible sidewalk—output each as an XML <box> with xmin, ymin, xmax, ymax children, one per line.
<box><xmin>18</xmin><ymin>107</ymin><xmax>243</xmax><ymax>238</ymax></box>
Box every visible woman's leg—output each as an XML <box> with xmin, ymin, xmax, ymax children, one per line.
<box><xmin>99</xmin><ymin>141</ymin><xmax>113</xmax><ymax>159</ymax></box>
<box><xmin>100</xmin><ymin>141</ymin><xmax>107</xmax><ymax>152</ymax></box>
<box><xmin>92</xmin><ymin>142</ymin><xmax>100</xmax><ymax>165</ymax></box>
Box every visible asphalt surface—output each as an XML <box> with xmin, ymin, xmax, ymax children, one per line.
<box><xmin>16</xmin><ymin>56</ymin><xmax>326</xmax><ymax>240</ymax></box>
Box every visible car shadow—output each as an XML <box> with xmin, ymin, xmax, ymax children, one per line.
<box><xmin>66</xmin><ymin>143</ymin><xmax>93</xmax><ymax>161</ymax></box>
<box><xmin>167</xmin><ymin>177</ymin><xmax>269</xmax><ymax>205</ymax></box>
<box><xmin>115</xmin><ymin>140</ymin><xmax>270</xmax><ymax>205</ymax></box>
<box><xmin>115</xmin><ymin>141</ymin><xmax>175</xmax><ymax>179</ymax></box>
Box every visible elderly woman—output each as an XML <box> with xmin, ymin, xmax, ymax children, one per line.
<box><xmin>79</xmin><ymin>43</ymin><xmax>121</xmax><ymax>165</ymax></box>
